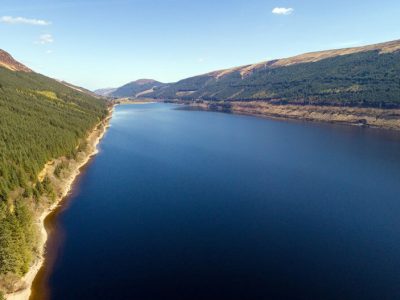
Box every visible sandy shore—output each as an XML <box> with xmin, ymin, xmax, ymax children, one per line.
<box><xmin>6</xmin><ymin>109</ymin><xmax>113</xmax><ymax>300</ymax></box>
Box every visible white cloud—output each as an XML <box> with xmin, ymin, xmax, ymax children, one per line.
<box><xmin>272</xmin><ymin>7</ymin><xmax>294</xmax><ymax>15</ymax></box>
<box><xmin>0</xmin><ymin>16</ymin><xmax>51</xmax><ymax>26</ymax></box>
<box><xmin>197</xmin><ymin>58</ymin><xmax>205</xmax><ymax>63</ymax></box>
<box><xmin>46</xmin><ymin>50</ymin><xmax>53</xmax><ymax>54</ymax></box>
<box><xmin>37</xmin><ymin>34</ymin><xmax>54</xmax><ymax>44</ymax></box>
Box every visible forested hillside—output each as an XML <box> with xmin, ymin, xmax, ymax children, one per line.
<box><xmin>0</xmin><ymin>52</ymin><xmax>107</xmax><ymax>293</ymax></box>
<box><xmin>147</xmin><ymin>40</ymin><xmax>400</xmax><ymax>108</ymax></box>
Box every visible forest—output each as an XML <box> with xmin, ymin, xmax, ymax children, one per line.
<box><xmin>147</xmin><ymin>50</ymin><xmax>400</xmax><ymax>108</ymax></box>
<box><xmin>0</xmin><ymin>66</ymin><xmax>107</xmax><ymax>293</ymax></box>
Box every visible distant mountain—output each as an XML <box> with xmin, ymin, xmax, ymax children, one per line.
<box><xmin>0</xmin><ymin>49</ymin><xmax>32</xmax><ymax>72</ymax></box>
<box><xmin>100</xmin><ymin>79</ymin><xmax>166</xmax><ymax>98</ymax></box>
<box><xmin>146</xmin><ymin>39</ymin><xmax>400</xmax><ymax>108</ymax></box>
<box><xmin>59</xmin><ymin>80</ymin><xmax>103</xmax><ymax>98</ymax></box>
<box><xmin>94</xmin><ymin>87</ymin><xmax>117</xmax><ymax>97</ymax></box>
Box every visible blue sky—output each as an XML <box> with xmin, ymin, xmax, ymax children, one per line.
<box><xmin>1</xmin><ymin>0</ymin><xmax>399</xmax><ymax>90</ymax></box>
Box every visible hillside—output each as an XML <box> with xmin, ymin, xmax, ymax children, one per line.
<box><xmin>147</xmin><ymin>39</ymin><xmax>400</xmax><ymax>108</ymax></box>
<box><xmin>59</xmin><ymin>80</ymin><xmax>103</xmax><ymax>99</ymax></box>
<box><xmin>100</xmin><ymin>79</ymin><xmax>166</xmax><ymax>98</ymax></box>
<box><xmin>0</xmin><ymin>50</ymin><xmax>108</xmax><ymax>295</ymax></box>
<box><xmin>0</xmin><ymin>50</ymin><xmax>32</xmax><ymax>73</ymax></box>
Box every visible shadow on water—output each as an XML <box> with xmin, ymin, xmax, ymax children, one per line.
<box><xmin>29</xmin><ymin>163</ymin><xmax>93</xmax><ymax>300</ymax></box>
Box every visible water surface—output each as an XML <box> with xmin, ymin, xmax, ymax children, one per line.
<box><xmin>42</xmin><ymin>103</ymin><xmax>400</xmax><ymax>299</ymax></box>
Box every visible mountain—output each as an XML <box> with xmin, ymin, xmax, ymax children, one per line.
<box><xmin>147</xmin><ymin>39</ymin><xmax>400</xmax><ymax>108</ymax></box>
<box><xmin>0</xmin><ymin>49</ymin><xmax>107</xmax><ymax>293</ymax></box>
<box><xmin>94</xmin><ymin>87</ymin><xmax>117</xmax><ymax>97</ymax></box>
<box><xmin>104</xmin><ymin>79</ymin><xmax>166</xmax><ymax>98</ymax></box>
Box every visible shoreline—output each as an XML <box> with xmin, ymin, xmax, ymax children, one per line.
<box><xmin>6</xmin><ymin>108</ymin><xmax>113</xmax><ymax>300</ymax></box>
<box><xmin>183</xmin><ymin>101</ymin><xmax>400</xmax><ymax>132</ymax></box>
<box><xmin>113</xmin><ymin>98</ymin><xmax>158</xmax><ymax>105</ymax></box>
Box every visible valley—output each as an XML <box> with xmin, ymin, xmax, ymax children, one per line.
<box><xmin>1</xmin><ymin>37</ymin><xmax>400</xmax><ymax>300</ymax></box>
<box><xmin>98</xmin><ymin>39</ymin><xmax>400</xmax><ymax>131</ymax></box>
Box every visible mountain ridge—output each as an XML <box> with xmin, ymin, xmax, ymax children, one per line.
<box><xmin>207</xmin><ymin>39</ymin><xmax>400</xmax><ymax>80</ymax></box>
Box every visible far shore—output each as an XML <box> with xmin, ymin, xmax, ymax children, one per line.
<box><xmin>113</xmin><ymin>98</ymin><xmax>400</xmax><ymax>132</ymax></box>
<box><xmin>113</xmin><ymin>98</ymin><xmax>158</xmax><ymax>105</ymax></box>
<box><xmin>175</xmin><ymin>100</ymin><xmax>400</xmax><ymax>132</ymax></box>
<box><xmin>5</xmin><ymin>108</ymin><xmax>113</xmax><ymax>300</ymax></box>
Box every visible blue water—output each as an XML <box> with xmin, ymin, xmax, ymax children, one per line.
<box><xmin>48</xmin><ymin>103</ymin><xmax>400</xmax><ymax>299</ymax></box>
